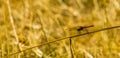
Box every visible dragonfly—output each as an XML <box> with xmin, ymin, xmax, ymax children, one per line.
<box><xmin>68</xmin><ymin>25</ymin><xmax>94</xmax><ymax>31</ymax></box>
<box><xmin>67</xmin><ymin>25</ymin><xmax>94</xmax><ymax>35</ymax></box>
<box><xmin>76</xmin><ymin>25</ymin><xmax>94</xmax><ymax>31</ymax></box>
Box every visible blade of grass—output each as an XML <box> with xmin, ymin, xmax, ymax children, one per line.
<box><xmin>7</xmin><ymin>25</ymin><xmax>120</xmax><ymax>56</ymax></box>
<box><xmin>6</xmin><ymin>0</ymin><xmax>22</xmax><ymax>57</ymax></box>
<box><xmin>54</xmin><ymin>18</ymin><xmax>75</xmax><ymax>58</ymax></box>
<box><xmin>69</xmin><ymin>38</ymin><xmax>74</xmax><ymax>58</ymax></box>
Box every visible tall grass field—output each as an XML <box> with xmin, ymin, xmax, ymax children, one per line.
<box><xmin>0</xmin><ymin>0</ymin><xmax>120</xmax><ymax>58</ymax></box>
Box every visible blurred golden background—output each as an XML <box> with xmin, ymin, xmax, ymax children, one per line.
<box><xmin>0</xmin><ymin>0</ymin><xmax>120</xmax><ymax>58</ymax></box>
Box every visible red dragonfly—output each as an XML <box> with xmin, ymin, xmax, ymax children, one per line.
<box><xmin>68</xmin><ymin>25</ymin><xmax>94</xmax><ymax>31</ymax></box>
<box><xmin>76</xmin><ymin>25</ymin><xmax>94</xmax><ymax>31</ymax></box>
